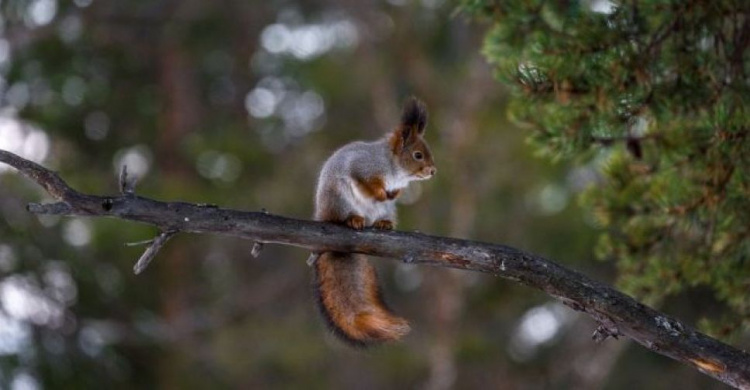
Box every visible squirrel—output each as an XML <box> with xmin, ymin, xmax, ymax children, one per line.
<box><xmin>312</xmin><ymin>97</ymin><xmax>436</xmax><ymax>347</ymax></box>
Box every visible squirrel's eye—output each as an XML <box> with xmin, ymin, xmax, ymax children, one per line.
<box><xmin>413</xmin><ymin>151</ymin><xmax>424</xmax><ymax>160</ymax></box>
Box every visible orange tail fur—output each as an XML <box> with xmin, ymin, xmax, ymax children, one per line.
<box><xmin>313</xmin><ymin>252</ymin><xmax>410</xmax><ymax>347</ymax></box>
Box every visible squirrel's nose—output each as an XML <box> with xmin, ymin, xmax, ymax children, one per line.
<box><xmin>429</xmin><ymin>167</ymin><xmax>437</xmax><ymax>176</ymax></box>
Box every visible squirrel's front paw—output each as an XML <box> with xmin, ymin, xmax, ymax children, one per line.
<box><xmin>345</xmin><ymin>215</ymin><xmax>366</xmax><ymax>230</ymax></box>
<box><xmin>373</xmin><ymin>219</ymin><xmax>394</xmax><ymax>230</ymax></box>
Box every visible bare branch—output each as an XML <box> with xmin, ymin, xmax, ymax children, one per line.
<box><xmin>250</xmin><ymin>242</ymin><xmax>263</xmax><ymax>258</ymax></box>
<box><xmin>119</xmin><ymin>165</ymin><xmax>137</xmax><ymax>195</ymax></box>
<box><xmin>593</xmin><ymin>325</ymin><xmax>621</xmax><ymax>344</ymax></box>
<box><xmin>125</xmin><ymin>238</ymin><xmax>155</xmax><ymax>247</ymax></box>
<box><xmin>133</xmin><ymin>230</ymin><xmax>177</xmax><ymax>274</ymax></box>
<box><xmin>306</xmin><ymin>252</ymin><xmax>321</xmax><ymax>267</ymax></box>
<box><xmin>27</xmin><ymin>201</ymin><xmax>73</xmax><ymax>214</ymax></box>
<box><xmin>1</xmin><ymin>149</ymin><xmax>748</xmax><ymax>389</ymax></box>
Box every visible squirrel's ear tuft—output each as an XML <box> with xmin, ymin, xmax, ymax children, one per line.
<box><xmin>400</xmin><ymin>97</ymin><xmax>427</xmax><ymax>135</ymax></box>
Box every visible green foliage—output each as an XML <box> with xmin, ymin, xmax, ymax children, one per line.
<box><xmin>463</xmin><ymin>0</ymin><xmax>750</xmax><ymax>337</ymax></box>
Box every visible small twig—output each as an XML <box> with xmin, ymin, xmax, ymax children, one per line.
<box><xmin>133</xmin><ymin>230</ymin><xmax>177</xmax><ymax>275</ymax></box>
<box><xmin>250</xmin><ymin>242</ymin><xmax>264</xmax><ymax>258</ymax></box>
<box><xmin>592</xmin><ymin>324</ymin><xmax>621</xmax><ymax>343</ymax></box>
<box><xmin>119</xmin><ymin>165</ymin><xmax>128</xmax><ymax>193</ymax></box>
<box><xmin>306</xmin><ymin>252</ymin><xmax>320</xmax><ymax>266</ymax></box>
<box><xmin>119</xmin><ymin>165</ymin><xmax>136</xmax><ymax>195</ymax></box>
<box><xmin>124</xmin><ymin>238</ymin><xmax>155</xmax><ymax>247</ymax></box>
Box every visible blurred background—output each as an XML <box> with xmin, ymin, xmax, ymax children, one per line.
<box><xmin>0</xmin><ymin>0</ymin><xmax>742</xmax><ymax>389</ymax></box>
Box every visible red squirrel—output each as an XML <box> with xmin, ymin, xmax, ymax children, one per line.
<box><xmin>312</xmin><ymin>97</ymin><xmax>436</xmax><ymax>346</ymax></box>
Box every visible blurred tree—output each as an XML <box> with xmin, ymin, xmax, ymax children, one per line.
<box><xmin>462</xmin><ymin>0</ymin><xmax>749</xmax><ymax>340</ymax></box>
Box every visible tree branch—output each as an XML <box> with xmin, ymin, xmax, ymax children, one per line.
<box><xmin>0</xmin><ymin>149</ymin><xmax>748</xmax><ymax>389</ymax></box>
<box><xmin>133</xmin><ymin>230</ymin><xmax>177</xmax><ymax>274</ymax></box>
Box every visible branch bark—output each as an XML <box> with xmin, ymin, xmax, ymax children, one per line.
<box><xmin>1</xmin><ymin>149</ymin><xmax>748</xmax><ymax>389</ymax></box>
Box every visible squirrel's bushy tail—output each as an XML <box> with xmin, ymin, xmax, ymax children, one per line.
<box><xmin>314</xmin><ymin>252</ymin><xmax>410</xmax><ymax>347</ymax></box>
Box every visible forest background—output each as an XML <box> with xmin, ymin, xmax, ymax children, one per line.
<box><xmin>0</xmin><ymin>0</ymin><xmax>746</xmax><ymax>389</ymax></box>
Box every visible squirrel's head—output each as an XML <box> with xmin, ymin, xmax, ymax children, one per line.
<box><xmin>389</xmin><ymin>97</ymin><xmax>436</xmax><ymax>180</ymax></box>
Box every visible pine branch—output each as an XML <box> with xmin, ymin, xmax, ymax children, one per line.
<box><xmin>0</xmin><ymin>149</ymin><xmax>748</xmax><ymax>389</ymax></box>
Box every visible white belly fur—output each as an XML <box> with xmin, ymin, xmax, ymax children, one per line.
<box><xmin>344</xmin><ymin>177</ymin><xmax>397</xmax><ymax>225</ymax></box>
